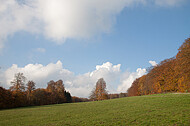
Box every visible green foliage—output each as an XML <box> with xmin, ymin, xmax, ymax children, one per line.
<box><xmin>0</xmin><ymin>93</ymin><xmax>189</xmax><ymax>126</ymax></box>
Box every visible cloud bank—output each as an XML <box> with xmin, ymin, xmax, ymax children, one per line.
<box><xmin>2</xmin><ymin>61</ymin><xmax>121</xmax><ymax>97</ymax></box>
<box><xmin>0</xmin><ymin>0</ymin><xmax>187</xmax><ymax>50</ymax></box>
<box><xmin>1</xmin><ymin>61</ymin><xmax>150</xmax><ymax>97</ymax></box>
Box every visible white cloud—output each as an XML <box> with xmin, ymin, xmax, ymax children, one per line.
<box><xmin>1</xmin><ymin>60</ymin><xmax>150</xmax><ymax>97</ymax></box>
<box><xmin>0</xmin><ymin>0</ymin><xmax>186</xmax><ymax>51</ymax></box>
<box><xmin>62</xmin><ymin>62</ymin><xmax>122</xmax><ymax>97</ymax></box>
<box><xmin>2</xmin><ymin>61</ymin><xmax>121</xmax><ymax>97</ymax></box>
<box><xmin>0</xmin><ymin>0</ymin><xmax>143</xmax><ymax>48</ymax></box>
<box><xmin>0</xmin><ymin>0</ymin><xmax>40</xmax><ymax>50</ymax></box>
<box><xmin>117</xmin><ymin>68</ymin><xmax>146</xmax><ymax>92</ymax></box>
<box><xmin>1</xmin><ymin>61</ymin><xmax>158</xmax><ymax>97</ymax></box>
<box><xmin>36</xmin><ymin>0</ymin><xmax>124</xmax><ymax>41</ymax></box>
<box><xmin>149</xmin><ymin>60</ymin><xmax>158</xmax><ymax>66</ymax></box>
<box><xmin>4</xmin><ymin>61</ymin><xmax>74</xmax><ymax>88</ymax></box>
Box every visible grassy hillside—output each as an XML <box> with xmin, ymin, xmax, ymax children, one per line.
<box><xmin>0</xmin><ymin>93</ymin><xmax>190</xmax><ymax>126</ymax></box>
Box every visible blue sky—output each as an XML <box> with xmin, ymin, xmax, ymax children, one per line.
<box><xmin>0</xmin><ymin>0</ymin><xmax>190</xmax><ymax>97</ymax></box>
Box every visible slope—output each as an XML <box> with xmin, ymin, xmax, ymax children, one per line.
<box><xmin>0</xmin><ymin>93</ymin><xmax>190</xmax><ymax>126</ymax></box>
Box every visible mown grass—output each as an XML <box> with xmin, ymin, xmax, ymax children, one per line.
<box><xmin>0</xmin><ymin>93</ymin><xmax>190</xmax><ymax>126</ymax></box>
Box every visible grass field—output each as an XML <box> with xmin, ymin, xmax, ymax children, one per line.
<box><xmin>0</xmin><ymin>93</ymin><xmax>190</xmax><ymax>126</ymax></box>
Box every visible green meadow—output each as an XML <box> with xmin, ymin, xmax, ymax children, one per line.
<box><xmin>0</xmin><ymin>93</ymin><xmax>190</xmax><ymax>126</ymax></box>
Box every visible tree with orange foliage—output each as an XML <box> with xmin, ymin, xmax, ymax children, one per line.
<box><xmin>176</xmin><ymin>38</ymin><xmax>190</xmax><ymax>92</ymax></box>
<box><xmin>128</xmin><ymin>38</ymin><xmax>190</xmax><ymax>96</ymax></box>
<box><xmin>90</xmin><ymin>78</ymin><xmax>108</xmax><ymax>100</ymax></box>
<box><xmin>47</xmin><ymin>80</ymin><xmax>66</xmax><ymax>104</ymax></box>
<box><xmin>127</xmin><ymin>78</ymin><xmax>140</xmax><ymax>96</ymax></box>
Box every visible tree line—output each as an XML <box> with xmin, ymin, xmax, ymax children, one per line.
<box><xmin>1</xmin><ymin>76</ymin><xmax>127</xmax><ymax>109</ymax></box>
<box><xmin>127</xmin><ymin>38</ymin><xmax>190</xmax><ymax>96</ymax></box>
<box><xmin>0</xmin><ymin>73</ymin><xmax>72</xmax><ymax>109</ymax></box>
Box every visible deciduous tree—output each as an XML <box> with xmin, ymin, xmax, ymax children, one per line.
<box><xmin>26</xmin><ymin>80</ymin><xmax>36</xmax><ymax>105</ymax></box>
<box><xmin>90</xmin><ymin>78</ymin><xmax>108</xmax><ymax>100</ymax></box>
<box><xmin>10</xmin><ymin>73</ymin><xmax>26</xmax><ymax>92</ymax></box>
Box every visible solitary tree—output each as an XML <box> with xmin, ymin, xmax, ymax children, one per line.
<box><xmin>90</xmin><ymin>78</ymin><xmax>108</xmax><ymax>101</ymax></box>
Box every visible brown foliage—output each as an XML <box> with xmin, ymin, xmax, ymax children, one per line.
<box><xmin>128</xmin><ymin>38</ymin><xmax>190</xmax><ymax>96</ymax></box>
<box><xmin>127</xmin><ymin>78</ymin><xmax>140</xmax><ymax>96</ymax></box>
<box><xmin>26</xmin><ymin>80</ymin><xmax>36</xmax><ymax>104</ymax></box>
<box><xmin>89</xmin><ymin>78</ymin><xmax>108</xmax><ymax>101</ymax></box>
<box><xmin>46</xmin><ymin>80</ymin><xmax>66</xmax><ymax>104</ymax></box>
<box><xmin>1</xmin><ymin>77</ymin><xmax>72</xmax><ymax>109</ymax></box>
<box><xmin>0</xmin><ymin>87</ymin><xmax>14</xmax><ymax>109</ymax></box>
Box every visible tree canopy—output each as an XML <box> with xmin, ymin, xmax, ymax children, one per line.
<box><xmin>0</xmin><ymin>74</ymin><xmax>72</xmax><ymax>109</ymax></box>
<box><xmin>128</xmin><ymin>38</ymin><xmax>190</xmax><ymax>96</ymax></box>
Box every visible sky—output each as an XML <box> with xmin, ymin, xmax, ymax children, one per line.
<box><xmin>0</xmin><ymin>0</ymin><xmax>190</xmax><ymax>97</ymax></box>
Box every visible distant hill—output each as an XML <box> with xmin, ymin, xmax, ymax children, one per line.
<box><xmin>128</xmin><ymin>38</ymin><xmax>190</xmax><ymax>96</ymax></box>
<box><xmin>0</xmin><ymin>93</ymin><xmax>189</xmax><ymax>125</ymax></box>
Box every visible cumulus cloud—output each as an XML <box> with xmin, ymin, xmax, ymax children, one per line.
<box><xmin>1</xmin><ymin>60</ymin><xmax>158</xmax><ymax>97</ymax></box>
<box><xmin>0</xmin><ymin>0</ymin><xmax>186</xmax><ymax>50</ymax></box>
<box><xmin>149</xmin><ymin>60</ymin><xmax>158</xmax><ymax>66</ymax></box>
<box><xmin>117</xmin><ymin>68</ymin><xmax>146</xmax><ymax>92</ymax></box>
<box><xmin>4</xmin><ymin>61</ymin><xmax>74</xmax><ymax>87</ymax></box>
<box><xmin>1</xmin><ymin>60</ymin><xmax>150</xmax><ymax>97</ymax></box>
<box><xmin>60</xmin><ymin>62</ymin><xmax>121</xmax><ymax>97</ymax></box>
<box><xmin>2</xmin><ymin>61</ymin><xmax>121</xmax><ymax>97</ymax></box>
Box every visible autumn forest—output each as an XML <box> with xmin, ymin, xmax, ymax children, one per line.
<box><xmin>128</xmin><ymin>38</ymin><xmax>190</xmax><ymax>96</ymax></box>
